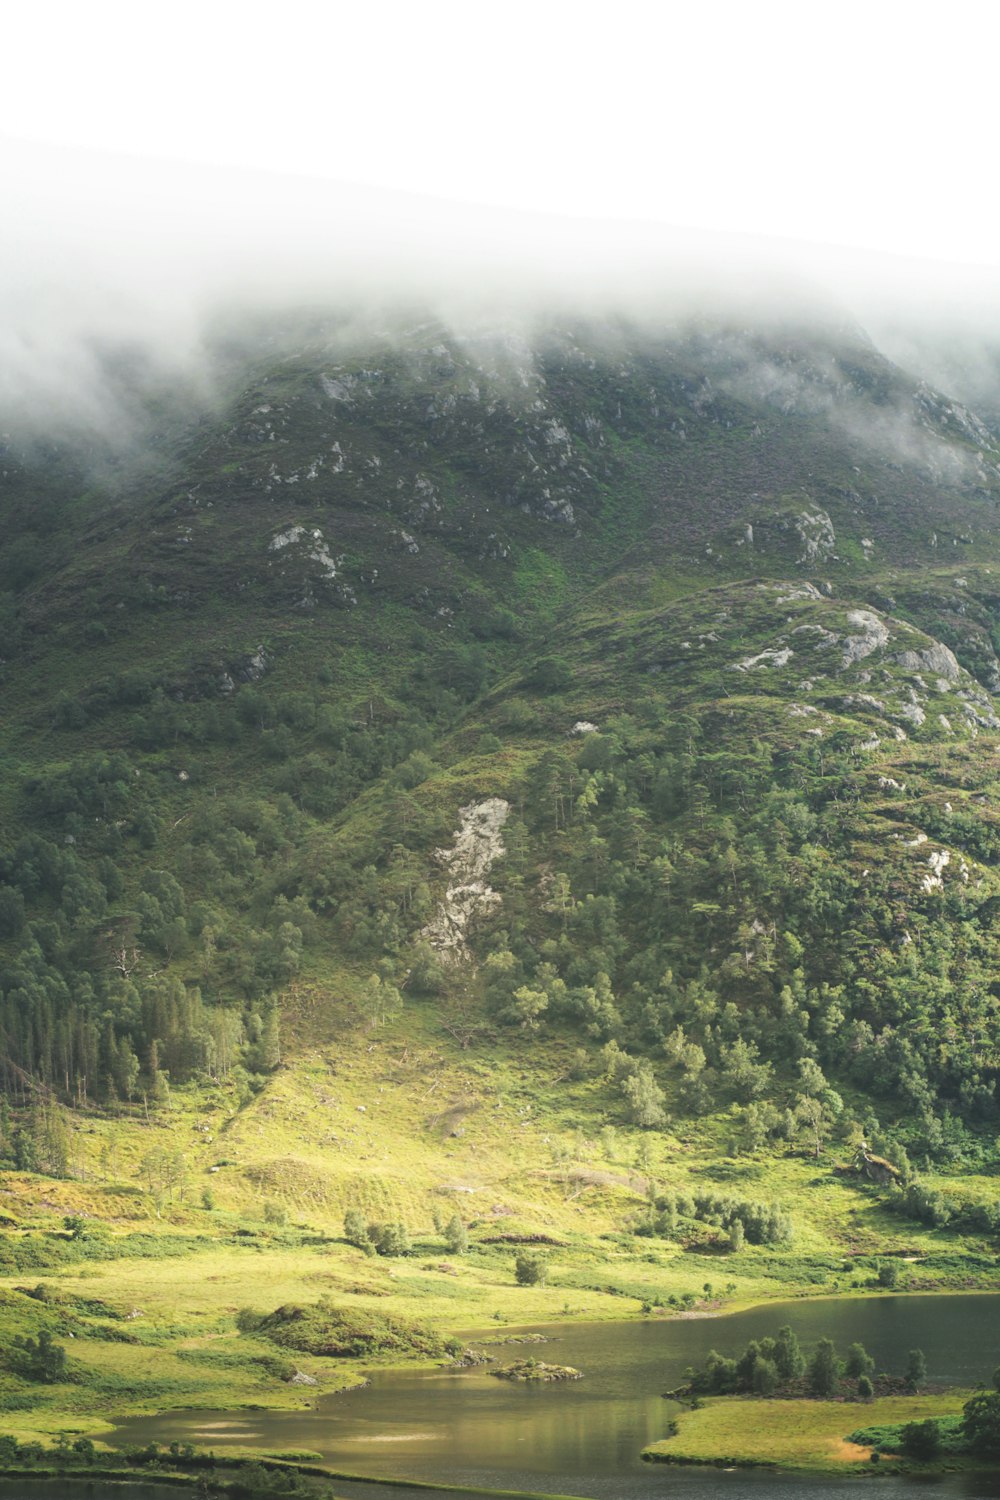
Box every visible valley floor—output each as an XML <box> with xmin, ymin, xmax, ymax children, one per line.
<box><xmin>0</xmin><ymin>1005</ymin><xmax>998</xmax><ymax>1448</ymax></box>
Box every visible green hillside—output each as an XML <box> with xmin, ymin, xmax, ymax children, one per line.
<box><xmin>2</xmin><ymin>308</ymin><xmax>1000</xmax><ymax>1439</ymax></box>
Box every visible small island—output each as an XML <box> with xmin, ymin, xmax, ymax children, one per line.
<box><xmin>491</xmin><ymin>1358</ymin><xmax>583</xmax><ymax>1382</ymax></box>
<box><xmin>644</xmin><ymin>1328</ymin><xmax>1000</xmax><ymax>1474</ymax></box>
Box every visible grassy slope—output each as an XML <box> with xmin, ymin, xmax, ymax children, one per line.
<box><xmin>3</xmin><ymin>314</ymin><xmax>1000</xmax><ymax>1444</ymax></box>
<box><xmin>0</xmin><ymin>1005</ymin><xmax>996</xmax><ymax>1443</ymax></box>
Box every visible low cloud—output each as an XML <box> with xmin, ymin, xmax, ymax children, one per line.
<box><xmin>3</xmin><ymin>137</ymin><xmax>1000</xmax><ymax>448</ymax></box>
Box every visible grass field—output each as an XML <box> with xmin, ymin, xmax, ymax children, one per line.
<box><xmin>643</xmin><ymin>1392</ymin><xmax>972</xmax><ymax>1472</ymax></box>
<box><xmin>0</xmin><ymin>1000</ymin><xmax>997</xmax><ymax>1448</ymax></box>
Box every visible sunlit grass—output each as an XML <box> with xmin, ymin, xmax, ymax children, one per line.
<box><xmin>644</xmin><ymin>1391</ymin><xmax>970</xmax><ymax>1471</ymax></box>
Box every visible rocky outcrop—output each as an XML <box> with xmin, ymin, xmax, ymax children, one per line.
<box><xmin>421</xmin><ymin>799</ymin><xmax>510</xmax><ymax>961</ymax></box>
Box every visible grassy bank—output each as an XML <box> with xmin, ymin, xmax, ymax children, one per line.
<box><xmin>0</xmin><ymin>1442</ymin><xmax>585</xmax><ymax>1500</ymax></box>
<box><xmin>642</xmin><ymin>1392</ymin><xmax>972</xmax><ymax>1473</ymax></box>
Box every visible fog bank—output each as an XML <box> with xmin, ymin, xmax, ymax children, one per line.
<box><xmin>3</xmin><ymin>137</ymin><xmax>1000</xmax><ymax>439</ymax></box>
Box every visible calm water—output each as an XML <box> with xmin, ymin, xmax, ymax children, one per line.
<box><xmin>110</xmin><ymin>1294</ymin><xmax>1000</xmax><ymax>1500</ymax></box>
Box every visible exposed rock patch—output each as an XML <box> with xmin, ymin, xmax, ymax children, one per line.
<box><xmin>895</xmin><ymin>642</ymin><xmax>961</xmax><ymax>681</ymax></box>
<box><xmin>734</xmin><ymin>647</ymin><xmax>793</xmax><ymax>672</ymax></box>
<box><xmin>421</xmin><ymin>799</ymin><xmax>510</xmax><ymax>961</ymax></box>
<box><xmin>841</xmin><ymin>610</ymin><xmax>889</xmax><ymax>666</ymax></box>
<box><xmin>794</xmin><ymin>505</ymin><xmax>836</xmax><ymax>564</ymax></box>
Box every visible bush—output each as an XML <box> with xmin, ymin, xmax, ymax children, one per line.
<box><xmin>845</xmin><ymin>1341</ymin><xmax>874</xmax><ymax>1380</ymax></box>
<box><xmin>514</xmin><ymin>1251</ymin><xmax>548</xmax><ymax>1286</ymax></box>
<box><xmin>370</xmin><ymin>1221</ymin><xmax>411</xmax><ymax>1257</ymax></box>
<box><xmin>343</xmin><ymin>1209</ymin><xmax>374</xmax><ymax>1254</ymax></box>
<box><xmin>901</xmin><ymin>1419</ymin><xmax>940</xmax><ymax>1459</ymax></box>
<box><xmin>444</xmin><ymin>1215</ymin><xmax>469</xmax><ymax>1255</ymax></box>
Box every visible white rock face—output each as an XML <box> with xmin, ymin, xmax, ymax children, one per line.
<box><xmin>571</xmin><ymin>721</ymin><xmax>599</xmax><ymax>735</ymax></box>
<box><xmin>895</xmin><ymin>642</ymin><xmax>961</xmax><ymax>682</ymax></box>
<box><xmin>734</xmin><ymin>647</ymin><xmax>794</xmax><ymax>672</ymax></box>
<box><xmin>320</xmin><ymin>373</ymin><xmax>354</xmax><ymax>402</ymax></box>
<box><xmin>841</xmin><ymin>610</ymin><xmax>889</xmax><ymax>666</ymax></box>
<box><xmin>270</xmin><ymin>525</ymin><xmax>307</xmax><ymax>551</ymax></box>
<box><xmin>922</xmin><ymin>849</ymin><xmax>950</xmax><ymax>893</ymax></box>
<box><xmin>269</xmin><ymin>526</ymin><xmax>339</xmax><ymax>579</ymax></box>
<box><xmin>421</xmin><ymin>799</ymin><xmax>510</xmax><ymax>961</ymax></box>
<box><xmin>776</xmin><ymin>583</ymin><xmax>822</xmax><ymax>604</ymax></box>
<box><xmin>794</xmin><ymin>505</ymin><xmax>836</xmax><ymax>564</ymax></box>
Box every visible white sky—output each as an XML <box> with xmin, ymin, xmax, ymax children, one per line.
<box><xmin>4</xmin><ymin>0</ymin><xmax>1000</xmax><ymax>268</ymax></box>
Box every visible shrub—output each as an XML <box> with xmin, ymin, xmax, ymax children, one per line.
<box><xmin>901</xmin><ymin>1419</ymin><xmax>940</xmax><ymax>1459</ymax></box>
<box><xmin>845</xmin><ymin>1342</ymin><xmax>874</xmax><ymax>1380</ymax></box>
<box><xmin>444</xmin><ymin>1215</ymin><xmax>469</xmax><ymax>1255</ymax></box>
<box><xmin>514</xmin><ymin>1251</ymin><xmax>548</xmax><ymax>1286</ymax></box>
<box><xmin>343</xmin><ymin>1209</ymin><xmax>374</xmax><ymax>1254</ymax></box>
<box><xmin>370</xmin><ymin>1221</ymin><xmax>411</xmax><ymax>1257</ymax></box>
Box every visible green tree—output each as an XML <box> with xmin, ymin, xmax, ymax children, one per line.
<box><xmin>906</xmin><ymin>1348</ymin><xmax>928</xmax><ymax>1390</ymax></box>
<box><xmin>963</xmin><ymin>1377</ymin><xmax>1000</xmax><ymax>1454</ymax></box>
<box><xmin>13</xmin><ymin>1329</ymin><xmax>67</xmax><ymax>1383</ymax></box>
<box><xmin>139</xmin><ymin>1146</ymin><xmax>187</xmax><ymax>1210</ymax></box>
<box><xmin>752</xmin><ymin>1356</ymin><xmax>779</xmax><ymax>1396</ymax></box>
<box><xmin>344</xmin><ymin>1209</ymin><xmax>374</xmax><ymax>1253</ymax></box>
<box><xmin>505</xmin><ymin>986</ymin><xmax>549</xmax><ymax>1031</ymax></box>
<box><xmin>371</xmin><ymin>1221</ymin><xmax>411</xmax><ymax>1256</ymax></box>
<box><xmin>514</xmin><ymin>1251</ymin><xmax>548</xmax><ymax>1286</ymax></box>
<box><xmin>444</xmin><ymin>1214</ymin><xmax>469</xmax><ymax>1255</ymax></box>
<box><xmin>114</xmin><ymin>1038</ymin><xmax>141</xmax><ymax>1103</ymax></box>
<box><xmin>808</xmin><ymin>1338</ymin><xmax>839</xmax><ymax>1397</ymax></box>
<box><xmin>621</xmin><ymin>1060</ymin><xmax>667</xmax><ymax>1128</ymax></box>
<box><xmin>774</xmin><ymin>1325</ymin><xmax>806</xmax><ymax>1382</ymax></box>
<box><xmin>845</xmin><ymin>1342</ymin><xmax>875</xmax><ymax>1380</ymax></box>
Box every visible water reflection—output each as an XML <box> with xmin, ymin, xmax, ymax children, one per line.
<box><xmin>111</xmin><ymin>1294</ymin><xmax>1000</xmax><ymax>1499</ymax></box>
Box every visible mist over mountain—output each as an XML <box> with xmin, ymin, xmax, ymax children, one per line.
<box><xmin>4</xmin><ymin>138</ymin><xmax>1000</xmax><ymax>1421</ymax></box>
<box><xmin>4</xmin><ymin>137</ymin><xmax>1000</xmax><ymax>456</ymax></box>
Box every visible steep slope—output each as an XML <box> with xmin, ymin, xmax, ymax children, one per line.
<box><xmin>1</xmin><ymin>306</ymin><xmax>1000</xmax><ymax>1280</ymax></box>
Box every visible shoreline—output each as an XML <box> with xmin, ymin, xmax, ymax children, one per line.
<box><xmin>0</xmin><ymin>1458</ymin><xmax>589</xmax><ymax>1500</ymax></box>
<box><xmin>2</xmin><ymin>1286</ymin><xmax>997</xmax><ymax>1496</ymax></box>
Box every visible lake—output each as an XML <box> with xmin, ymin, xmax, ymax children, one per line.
<box><xmin>111</xmin><ymin>1293</ymin><xmax>1000</xmax><ymax>1500</ymax></box>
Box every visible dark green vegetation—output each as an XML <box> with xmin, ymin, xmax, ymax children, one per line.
<box><xmin>0</xmin><ymin>1434</ymin><xmax>430</xmax><ymax>1500</ymax></box>
<box><xmin>241</xmin><ymin>1299</ymin><xmax>455</xmax><ymax>1360</ymax></box>
<box><xmin>851</xmin><ymin>1367</ymin><xmax>1000</xmax><ymax>1461</ymax></box>
<box><xmin>674</xmin><ymin>1323</ymin><xmax>926</xmax><ymax>1400</ymax></box>
<box><xmin>6</xmin><ymin>315</ymin><xmax>1000</xmax><ymax>1145</ymax></box>
<box><xmin>5</xmin><ymin>306</ymin><xmax>1000</xmax><ymax>1436</ymax></box>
